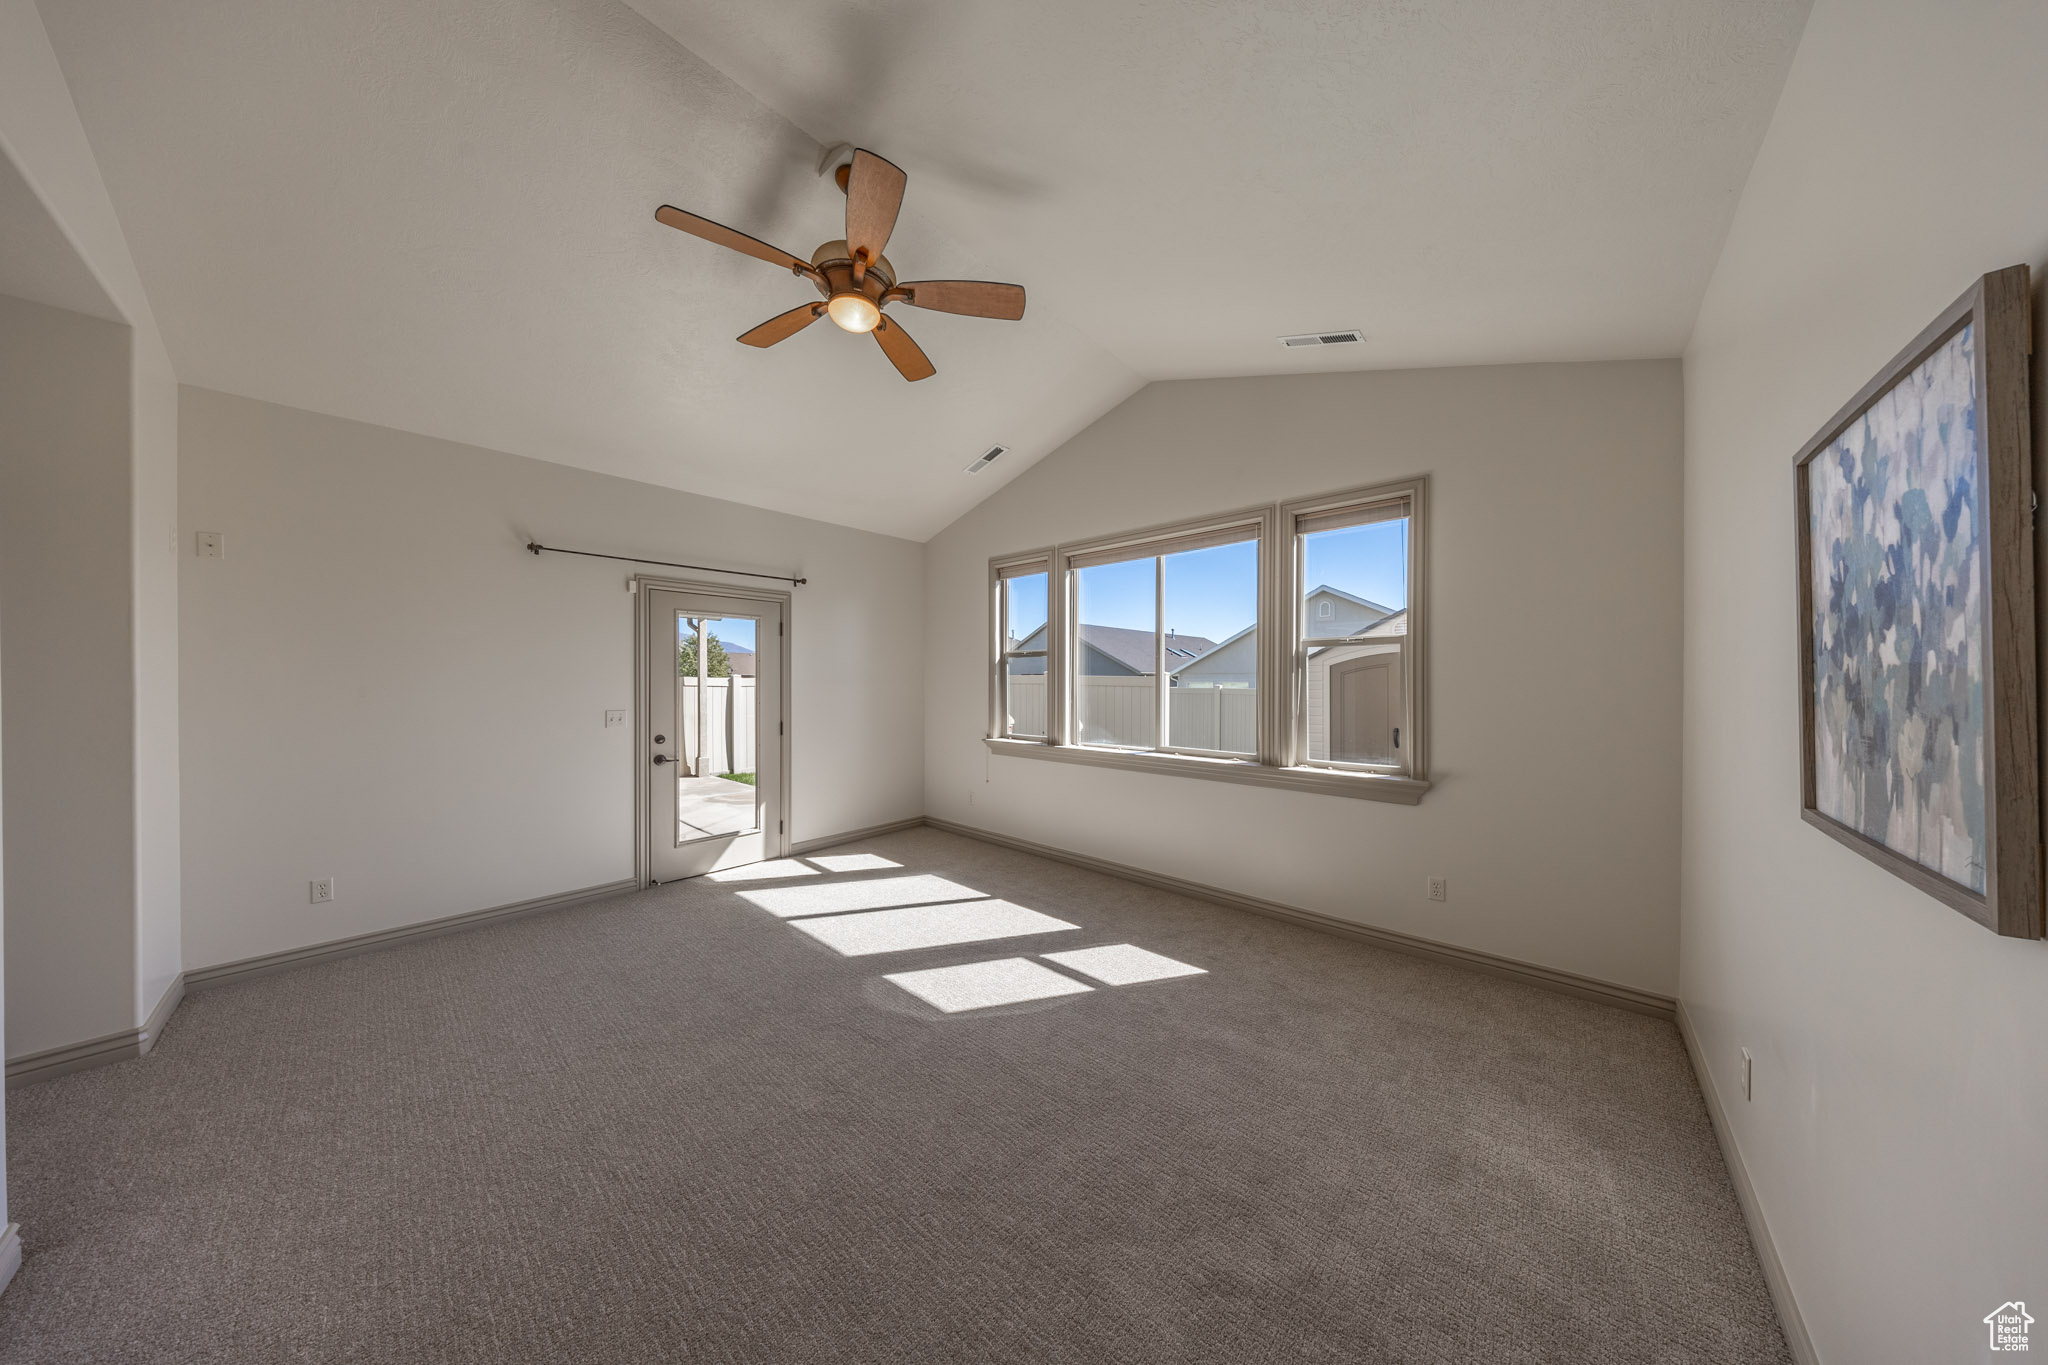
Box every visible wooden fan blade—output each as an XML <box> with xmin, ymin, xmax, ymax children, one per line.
<box><xmin>872</xmin><ymin>315</ymin><xmax>935</xmax><ymax>381</ymax></box>
<box><xmin>656</xmin><ymin>205</ymin><xmax>807</xmax><ymax>273</ymax></box>
<box><xmin>737</xmin><ymin>304</ymin><xmax>824</xmax><ymax>348</ymax></box>
<box><xmin>895</xmin><ymin>280</ymin><xmax>1026</xmax><ymax>321</ymax></box>
<box><xmin>843</xmin><ymin>149</ymin><xmax>906</xmax><ymax>274</ymax></box>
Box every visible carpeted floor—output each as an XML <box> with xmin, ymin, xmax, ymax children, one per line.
<box><xmin>0</xmin><ymin>827</ymin><xmax>1789</xmax><ymax>1364</ymax></box>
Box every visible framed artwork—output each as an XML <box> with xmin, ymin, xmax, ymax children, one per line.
<box><xmin>1794</xmin><ymin>265</ymin><xmax>2041</xmax><ymax>938</ymax></box>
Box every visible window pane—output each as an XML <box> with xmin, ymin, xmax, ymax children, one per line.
<box><xmin>1004</xmin><ymin>571</ymin><xmax>1047</xmax><ymax>650</ymax></box>
<box><xmin>1073</xmin><ymin>558</ymin><xmax>1156</xmax><ymax>748</ymax></box>
<box><xmin>1302</xmin><ymin>512</ymin><xmax>1407</xmax><ymax>766</ymax></box>
<box><xmin>1004</xmin><ymin>653</ymin><xmax>1047</xmax><ymax>738</ymax></box>
<box><xmin>675</xmin><ymin>615</ymin><xmax>761</xmax><ymax>839</ymax></box>
<box><xmin>1163</xmin><ymin>539</ymin><xmax>1257</xmax><ymax>754</ymax></box>
<box><xmin>1307</xmin><ymin>639</ymin><xmax>1404</xmax><ymax>764</ymax></box>
<box><xmin>1302</xmin><ymin>512</ymin><xmax>1406</xmax><ymax>638</ymax></box>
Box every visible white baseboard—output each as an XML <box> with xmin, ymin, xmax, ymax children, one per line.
<box><xmin>138</xmin><ymin>973</ymin><xmax>185</xmax><ymax>1056</ymax></box>
<box><xmin>791</xmin><ymin>816</ymin><xmax>926</xmax><ymax>856</ymax></box>
<box><xmin>0</xmin><ymin>1224</ymin><xmax>20</xmax><ymax>1299</ymax></box>
<box><xmin>1676</xmin><ymin>1002</ymin><xmax>1818</xmax><ymax>1365</ymax></box>
<box><xmin>925</xmin><ymin>816</ymin><xmax>1677</xmax><ymax>1019</ymax></box>
<box><xmin>4</xmin><ymin>1028</ymin><xmax>143</xmax><ymax>1088</ymax></box>
<box><xmin>7</xmin><ymin>879</ymin><xmax>638</xmax><ymax>1086</ymax></box>
<box><xmin>6</xmin><ymin>968</ymin><xmax>185</xmax><ymax>1086</ymax></box>
<box><xmin>185</xmin><ymin>877</ymin><xmax>641</xmax><ymax>992</ymax></box>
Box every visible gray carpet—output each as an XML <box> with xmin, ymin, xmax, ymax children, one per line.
<box><xmin>0</xmin><ymin>827</ymin><xmax>1788</xmax><ymax>1364</ymax></box>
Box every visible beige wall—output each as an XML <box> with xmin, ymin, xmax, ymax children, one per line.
<box><xmin>0</xmin><ymin>294</ymin><xmax>136</xmax><ymax>1056</ymax></box>
<box><xmin>925</xmin><ymin>360</ymin><xmax>1684</xmax><ymax>995</ymax></box>
<box><xmin>178</xmin><ymin>388</ymin><xmax>924</xmax><ymax>970</ymax></box>
<box><xmin>1681</xmin><ymin>1</ymin><xmax>2048</xmax><ymax>1359</ymax></box>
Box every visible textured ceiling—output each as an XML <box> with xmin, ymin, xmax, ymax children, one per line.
<box><xmin>38</xmin><ymin>0</ymin><xmax>1808</xmax><ymax>540</ymax></box>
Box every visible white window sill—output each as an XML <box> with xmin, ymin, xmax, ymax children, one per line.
<box><xmin>983</xmin><ymin>737</ymin><xmax>1431</xmax><ymax>805</ymax></box>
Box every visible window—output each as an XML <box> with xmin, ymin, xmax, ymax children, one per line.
<box><xmin>1295</xmin><ymin>496</ymin><xmax>1411</xmax><ymax>772</ymax></box>
<box><xmin>1058</xmin><ymin>531</ymin><xmax>1262</xmax><ymax>757</ymax></box>
<box><xmin>1164</xmin><ymin>538</ymin><xmax>1257</xmax><ymax>756</ymax></box>
<box><xmin>1063</xmin><ymin>521</ymin><xmax>1263</xmax><ymax>760</ymax></box>
<box><xmin>985</xmin><ymin>477</ymin><xmax>1428</xmax><ymax>804</ymax></box>
<box><xmin>1072</xmin><ymin>556</ymin><xmax>1156</xmax><ymax>747</ymax></box>
<box><xmin>993</xmin><ymin>561</ymin><xmax>1049</xmax><ymax>739</ymax></box>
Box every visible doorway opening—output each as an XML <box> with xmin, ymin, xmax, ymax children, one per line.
<box><xmin>639</xmin><ymin>582</ymin><xmax>789</xmax><ymax>883</ymax></box>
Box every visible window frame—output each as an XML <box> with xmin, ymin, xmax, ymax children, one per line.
<box><xmin>1275</xmin><ymin>476</ymin><xmax>1428</xmax><ymax>780</ymax></box>
<box><xmin>1062</xmin><ymin>510</ymin><xmax>1271</xmax><ymax>761</ymax></box>
<box><xmin>983</xmin><ymin>477</ymin><xmax>1430</xmax><ymax>806</ymax></box>
<box><xmin>989</xmin><ymin>552</ymin><xmax>1053</xmax><ymax>741</ymax></box>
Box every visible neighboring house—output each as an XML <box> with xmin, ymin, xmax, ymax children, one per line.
<box><xmin>1172</xmin><ymin>625</ymin><xmax>1256</xmax><ymax>687</ymax></box>
<box><xmin>1173</xmin><ymin>592</ymin><xmax>1398</xmax><ymax>692</ymax></box>
<box><xmin>1304</xmin><ymin>584</ymin><xmax>1394</xmax><ymax>638</ymax></box>
<box><xmin>724</xmin><ymin>649</ymin><xmax>756</xmax><ymax>677</ymax></box>
<box><xmin>1306</xmin><ymin>609</ymin><xmax>1407</xmax><ymax>764</ymax></box>
<box><xmin>1008</xmin><ymin>624</ymin><xmax>1218</xmax><ymax>676</ymax></box>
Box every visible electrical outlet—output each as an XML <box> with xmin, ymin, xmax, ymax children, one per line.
<box><xmin>309</xmin><ymin>878</ymin><xmax>334</xmax><ymax>904</ymax></box>
<box><xmin>1427</xmin><ymin>876</ymin><xmax>1447</xmax><ymax>903</ymax></box>
<box><xmin>604</xmin><ymin>709</ymin><xmax>627</xmax><ymax>729</ymax></box>
<box><xmin>196</xmin><ymin>531</ymin><xmax>224</xmax><ymax>559</ymax></box>
<box><xmin>1740</xmin><ymin>1047</ymin><xmax>1753</xmax><ymax>1101</ymax></box>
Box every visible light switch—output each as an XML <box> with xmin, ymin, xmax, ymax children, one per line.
<box><xmin>604</xmin><ymin>709</ymin><xmax>627</xmax><ymax>729</ymax></box>
<box><xmin>196</xmin><ymin>531</ymin><xmax>223</xmax><ymax>559</ymax></box>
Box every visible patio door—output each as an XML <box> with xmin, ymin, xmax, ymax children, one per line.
<box><xmin>644</xmin><ymin>586</ymin><xmax>786</xmax><ymax>881</ymax></box>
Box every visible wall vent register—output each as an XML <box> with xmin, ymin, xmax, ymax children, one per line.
<box><xmin>1279</xmin><ymin>330</ymin><xmax>1364</xmax><ymax>347</ymax></box>
<box><xmin>966</xmin><ymin>445</ymin><xmax>1009</xmax><ymax>473</ymax></box>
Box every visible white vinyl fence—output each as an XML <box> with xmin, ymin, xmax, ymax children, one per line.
<box><xmin>1005</xmin><ymin>675</ymin><xmax>1255</xmax><ymax>753</ymax></box>
<box><xmin>1169</xmin><ymin>685</ymin><xmax>1257</xmax><ymax>753</ymax></box>
<box><xmin>681</xmin><ymin>676</ymin><xmax>756</xmax><ymax>776</ymax></box>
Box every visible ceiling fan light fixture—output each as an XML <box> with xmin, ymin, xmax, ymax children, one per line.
<box><xmin>656</xmin><ymin>148</ymin><xmax>1024</xmax><ymax>381</ymax></box>
<box><xmin>826</xmin><ymin>292</ymin><xmax>881</xmax><ymax>333</ymax></box>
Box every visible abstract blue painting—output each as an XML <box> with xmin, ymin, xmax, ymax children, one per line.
<box><xmin>1806</xmin><ymin>324</ymin><xmax>1985</xmax><ymax>891</ymax></box>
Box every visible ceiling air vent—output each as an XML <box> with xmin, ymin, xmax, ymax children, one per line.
<box><xmin>1279</xmin><ymin>329</ymin><xmax>1365</xmax><ymax>348</ymax></box>
<box><xmin>965</xmin><ymin>445</ymin><xmax>1009</xmax><ymax>474</ymax></box>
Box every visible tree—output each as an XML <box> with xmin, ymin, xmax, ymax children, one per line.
<box><xmin>677</xmin><ymin>625</ymin><xmax>731</xmax><ymax>678</ymax></box>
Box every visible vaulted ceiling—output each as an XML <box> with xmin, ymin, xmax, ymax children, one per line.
<box><xmin>38</xmin><ymin>0</ymin><xmax>1808</xmax><ymax>539</ymax></box>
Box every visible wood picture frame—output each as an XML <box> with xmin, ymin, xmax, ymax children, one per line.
<box><xmin>1793</xmin><ymin>265</ymin><xmax>2042</xmax><ymax>938</ymax></box>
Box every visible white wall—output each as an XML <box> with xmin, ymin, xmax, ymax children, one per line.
<box><xmin>926</xmin><ymin>361</ymin><xmax>1684</xmax><ymax>995</ymax></box>
<box><xmin>0</xmin><ymin>294</ymin><xmax>137</xmax><ymax>1056</ymax></box>
<box><xmin>1681</xmin><ymin>2</ymin><xmax>2048</xmax><ymax>1360</ymax></box>
<box><xmin>131</xmin><ymin>335</ymin><xmax>180</xmax><ymax>1025</ymax></box>
<box><xmin>179</xmin><ymin>388</ymin><xmax>923</xmax><ymax>970</ymax></box>
<box><xmin>0</xmin><ymin>0</ymin><xmax>182</xmax><ymax>1053</ymax></box>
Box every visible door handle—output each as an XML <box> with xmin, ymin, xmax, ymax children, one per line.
<box><xmin>653</xmin><ymin>754</ymin><xmax>678</xmax><ymax>765</ymax></box>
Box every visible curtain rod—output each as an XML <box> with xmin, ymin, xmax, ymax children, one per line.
<box><xmin>526</xmin><ymin>541</ymin><xmax>806</xmax><ymax>585</ymax></box>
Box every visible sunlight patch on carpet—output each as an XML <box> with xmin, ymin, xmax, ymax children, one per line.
<box><xmin>1043</xmin><ymin>944</ymin><xmax>1207</xmax><ymax>985</ymax></box>
<box><xmin>738</xmin><ymin>874</ymin><xmax>989</xmax><ymax>919</ymax></box>
<box><xmin>884</xmin><ymin>958</ymin><xmax>1094</xmax><ymax>1013</ymax></box>
<box><xmin>807</xmin><ymin>853</ymin><xmax>902</xmax><ymax>873</ymax></box>
<box><xmin>788</xmin><ymin>900</ymin><xmax>1079</xmax><ymax>956</ymax></box>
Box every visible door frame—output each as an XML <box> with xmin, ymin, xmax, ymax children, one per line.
<box><xmin>632</xmin><ymin>574</ymin><xmax>794</xmax><ymax>885</ymax></box>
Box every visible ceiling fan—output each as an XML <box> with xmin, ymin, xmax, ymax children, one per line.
<box><xmin>655</xmin><ymin>148</ymin><xmax>1025</xmax><ymax>382</ymax></box>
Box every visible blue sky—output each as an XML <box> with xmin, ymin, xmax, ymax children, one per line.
<box><xmin>679</xmin><ymin>615</ymin><xmax>756</xmax><ymax>653</ymax></box>
<box><xmin>1056</xmin><ymin>523</ymin><xmax>1406</xmax><ymax>642</ymax></box>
